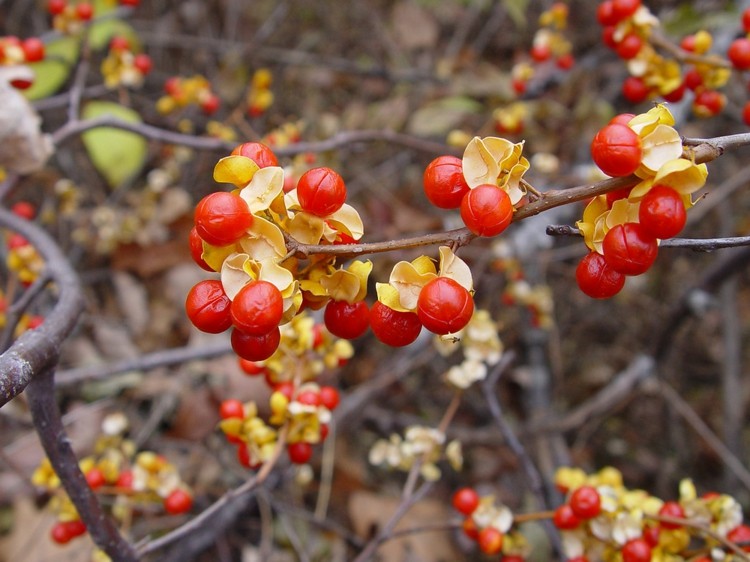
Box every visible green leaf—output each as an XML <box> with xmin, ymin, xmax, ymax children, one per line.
<box><xmin>81</xmin><ymin>101</ymin><xmax>147</xmax><ymax>188</ymax></box>
<box><xmin>22</xmin><ymin>36</ymin><xmax>80</xmax><ymax>101</ymax></box>
<box><xmin>407</xmin><ymin>96</ymin><xmax>483</xmax><ymax>137</ymax></box>
<box><xmin>88</xmin><ymin>18</ymin><xmax>140</xmax><ymax>51</ymax></box>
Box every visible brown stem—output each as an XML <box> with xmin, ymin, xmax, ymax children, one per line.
<box><xmin>0</xmin><ymin>209</ymin><xmax>84</xmax><ymax>407</ymax></box>
<box><xmin>27</xmin><ymin>368</ymin><xmax>138</xmax><ymax>561</ymax></box>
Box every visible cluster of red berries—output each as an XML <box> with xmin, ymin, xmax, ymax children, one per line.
<box><xmin>219</xmin><ymin>370</ymin><xmax>341</xmax><ymax>466</ymax></box>
<box><xmin>108</xmin><ymin>35</ymin><xmax>152</xmax><ymax>76</ymax></box>
<box><xmin>452</xmin><ymin>487</ymin><xmax>515</xmax><ymax>557</ymax></box>
<box><xmin>47</xmin><ymin>0</ymin><xmax>93</xmax><ymax>20</ymax></box>
<box><xmin>577</xmin><ymin>114</ymin><xmax>687</xmax><ymax>298</ymax></box>
<box><xmin>511</xmin><ymin>2</ymin><xmax>575</xmax><ymax>97</ymax></box>
<box><xmin>423</xmin><ymin>155</ymin><xmax>513</xmax><ymax>238</ymax></box>
<box><xmin>159</xmin><ymin>75</ymin><xmax>222</xmax><ymax>115</ymax></box>
<box><xmin>0</xmin><ymin>35</ymin><xmax>45</xmax><ymax>89</ymax></box>
<box><xmin>187</xmin><ymin>142</ymin><xmax>371</xmax><ymax>357</ymax></box>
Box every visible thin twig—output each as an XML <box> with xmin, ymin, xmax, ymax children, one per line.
<box><xmin>657</xmin><ymin>380</ymin><xmax>750</xmax><ymax>492</ymax></box>
<box><xmin>136</xmin><ymin>425</ymin><xmax>288</xmax><ymax>556</ymax></box>
<box><xmin>56</xmin><ymin>340</ymin><xmax>234</xmax><ymax>386</ymax></box>
<box><xmin>351</xmin><ymin>481</ymin><xmax>434</xmax><ymax>562</ymax></box>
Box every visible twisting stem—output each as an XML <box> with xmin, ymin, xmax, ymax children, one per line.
<box><xmin>27</xmin><ymin>367</ymin><xmax>138</xmax><ymax>561</ymax></box>
<box><xmin>0</xmin><ymin>209</ymin><xmax>85</xmax><ymax>408</ymax></box>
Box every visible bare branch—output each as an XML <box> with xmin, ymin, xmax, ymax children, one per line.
<box><xmin>27</xmin><ymin>368</ymin><xmax>138</xmax><ymax>561</ymax></box>
<box><xmin>0</xmin><ymin>209</ymin><xmax>84</xmax><ymax>408</ymax></box>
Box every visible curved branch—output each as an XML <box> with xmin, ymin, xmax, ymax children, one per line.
<box><xmin>26</xmin><ymin>368</ymin><xmax>138</xmax><ymax>562</ymax></box>
<box><xmin>0</xmin><ymin>209</ymin><xmax>84</xmax><ymax>408</ymax></box>
<box><xmin>51</xmin><ymin>115</ymin><xmax>453</xmax><ymax>156</ymax></box>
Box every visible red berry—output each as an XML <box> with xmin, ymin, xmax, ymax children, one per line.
<box><xmin>238</xmin><ymin>358</ymin><xmax>266</xmax><ymax>376</ymax></box>
<box><xmin>658</xmin><ymin>501</ymin><xmax>685</xmax><ymax>530</ymax></box>
<box><xmin>230</xmin><ymin>280</ymin><xmax>283</xmax><ymax>336</ymax></box>
<box><xmin>728</xmin><ymin>38</ymin><xmax>750</xmax><ymax>70</ymax></box>
<box><xmin>622</xmin><ymin>76</ymin><xmax>649</xmax><ymax>104</ymax></box>
<box><xmin>324</xmin><ymin>299</ymin><xmax>370</xmax><ymax>339</ymax></box>
<box><xmin>452</xmin><ymin>487</ymin><xmax>480</xmax><ymax>516</ymax></box>
<box><xmin>230</xmin><ymin>142</ymin><xmax>279</xmax><ymax>168</ymax></box>
<box><xmin>502</xmin><ymin>557</ymin><xmax>526</xmax><ymax>562</ymax></box>
<box><xmin>85</xmin><ymin>468</ymin><xmax>106</xmax><ymax>489</ymax></box>
<box><xmin>319</xmin><ymin>386</ymin><xmax>340</xmax><ymax>410</ymax></box>
<box><xmin>576</xmin><ymin>251</ymin><xmax>626</xmax><ymax>299</ymax></box>
<box><xmin>744</xmin><ymin>8</ymin><xmax>750</xmax><ymax>34</ymax></box>
<box><xmin>231</xmin><ymin>327</ymin><xmax>281</xmax><ymax>361</ymax></box>
<box><xmin>530</xmin><ymin>44</ymin><xmax>551</xmax><ymax>63</ymax></box>
<box><xmin>51</xmin><ymin>522</ymin><xmax>73</xmax><ymax>544</ymax></box>
<box><xmin>512</xmin><ymin>78</ymin><xmax>527</xmax><ymax>95</ymax></box>
<box><xmin>684</xmin><ymin>68</ymin><xmax>703</xmax><ymax>91</ymax></box>
<box><xmin>416</xmin><ymin>277</ymin><xmax>474</xmax><ymax>335</ymax></box>
<box><xmin>606</xmin><ymin>186</ymin><xmax>631</xmax><ymax>206</ymax></box>
<box><xmin>556</xmin><ymin>53</ymin><xmax>575</xmax><ymax>70</ymax></box>
<box><xmin>602</xmin><ymin>26</ymin><xmax>618</xmax><ymax>50</ymax></box>
<box><xmin>616</xmin><ymin>33</ymin><xmax>643</xmax><ymax>59</ymax></box>
<box><xmin>553</xmin><ymin>504</ymin><xmax>581</xmax><ymax>530</ymax></box>
<box><xmin>11</xmin><ymin>201</ymin><xmax>36</xmax><ymax>220</ymax></box>
<box><xmin>727</xmin><ymin>524</ymin><xmax>750</xmax><ymax>551</ymax></box>
<box><xmin>288</xmin><ymin>442</ymin><xmax>313</xmax><ymax>464</ymax></box>
<box><xmin>602</xmin><ymin>222</ymin><xmax>658</xmax><ymax>275</ymax></box>
<box><xmin>609</xmin><ymin>113</ymin><xmax>635</xmax><ymax>126</ymax></box>
<box><xmin>164</xmin><ymin>76</ymin><xmax>181</xmax><ymax>96</ymax></box>
<box><xmin>662</xmin><ymin>80</ymin><xmax>686</xmax><ymax>103</ymax></box>
<box><xmin>597</xmin><ymin>1</ymin><xmax>618</xmax><ymax>25</ymax></box>
<box><xmin>185</xmin><ymin>280</ymin><xmax>232</xmax><ymax>334</ymax></box>
<box><xmin>116</xmin><ymin>470</ymin><xmax>133</xmax><ymax>489</ymax></box>
<box><xmin>10</xmin><ymin>77</ymin><xmax>33</xmax><ymax>91</ymax></box>
<box><xmin>569</xmin><ymin>485</ymin><xmax>602</xmax><ymax>519</ymax></box>
<box><xmin>423</xmin><ymin>155</ymin><xmax>471</xmax><ymax>209</ymax></box>
<box><xmin>296</xmin><ymin>167</ymin><xmax>347</xmax><ymax>217</ymax></box>
<box><xmin>693</xmin><ymin>89</ymin><xmax>725</xmax><ymax>117</ymax></box>
<box><xmin>680</xmin><ymin>35</ymin><xmax>696</xmax><ymax>52</ymax></box>
<box><xmin>75</xmin><ymin>2</ymin><xmax>93</xmax><ymax>20</ymax></box>
<box><xmin>200</xmin><ymin>94</ymin><xmax>221</xmax><ymax>115</ymax></box>
<box><xmin>27</xmin><ymin>315</ymin><xmax>44</xmax><ymax>330</ymax></box>
<box><xmin>64</xmin><ymin>520</ymin><xmax>87</xmax><ymax>538</ymax></box>
<box><xmin>7</xmin><ymin>233</ymin><xmax>29</xmax><ymax>249</ymax></box>
<box><xmin>638</xmin><ymin>185</ymin><xmax>686</xmax><ymax>239</ymax></box>
<box><xmin>477</xmin><ymin>527</ymin><xmax>503</xmax><ymax>555</ymax></box>
<box><xmin>188</xmin><ymin>227</ymin><xmax>213</xmax><ymax>271</ymax></box>
<box><xmin>642</xmin><ymin>524</ymin><xmax>660</xmax><ymax>547</ymax></box>
<box><xmin>621</xmin><ymin>538</ymin><xmax>652</xmax><ymax>562</ymax></box>
<box><xmin>460</xmin><ymin>185</ymin><xmax>513</xmax><ymax>237</ymax></box>
<box><xmin>611</xmin><ymin>0</ymin><xmax>641</xmax><ymax>22</ymax></box>
<box><xmin>219</xmin><ymin>399</ymin><xmax>244</xmax><ymax>419</ymax></box>
<box><xmin>462</xmin><ymin>517</ymin><xmax>479</xmax><ymax>540</ymax></box>
<box><xmin>164</xmin><ymin>489</ymin><xmax>193</xmax><ymax>514</ymax></box>
<box><xmin>591</xmin><ymin>123</ymin><xmax>642</xmax><ymax>177</ymax></box>
<box><xmin>133</xmin><ymin>53</ymin><xmax>152</xmax><ymax>75</ymax></box>
<box><xmin>48</xmin><ymin>0</ymin><xmax>66</xmax><ymax>15</ymax></box>
<box><xmin>319</xmin><ymin>424</ymin><xmax>330</xmax><ymax>440</ymax></box>
<box><xmin>370</xmin><ymin>301</ymin><xmax>422</xmax><ymax>347</ymax></box>
<box><xmin>194</xmin><ymin>191</ymin><xmax>253</xmax><ymax>246</ymax></box>
<box><xmin>22</xmin><ymin>38</ymin><xmax>45</xmax><ymax>62</ymax></box>
<box><xmin>120</xmin><ymin>0</ymin><xmax>139</xmax><ymax>6</ymax></box>
<box><xmin>296</xmin><ymin>390</ymin><xmax>321</xmax><ymax>407</ymax></box>
<box><xmin>274</xmin><ymin>382</ymin><xmax>295</xmax><ymax>401</ymax></box>
<box><xmin>109</xmin><ymin>36</ymin><xmax>130</xmax><ymax>52</ymax></box>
